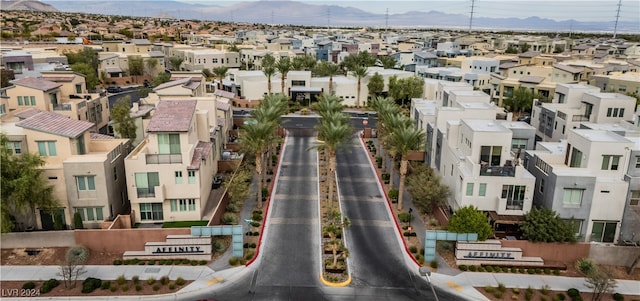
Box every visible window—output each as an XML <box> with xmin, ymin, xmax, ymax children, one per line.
<box><xmin>76</xmin><ymin>135</ymin><xmax>86</xmax><ymax>155</ymax></box>
<box><xmin>563</xmin><ymin>219</ymin><xmax>582</xmax><ymax>236</ymax></box>
<box><xmin>466</xmin><ymin>183</ymin><xmax>474</xmax><ymax>196</ymax></box>
<box><xmin>480</xmin><ymin>146</ymin><xmax>502</xmax><ymax>166</ymax></box>
<box><xmin>170</xmin><ymin>199</ymin><xmax>196</xmax><ymax>212</ymax></box>
<box><xmin>113</xmin><ymin>166</ymin><xmax>118</xmax><ymax>181</ymax></box>
<box><xmin>478</xmin><ymin>183</ymin><xmax>487</xmax><ymax>197</ymax></box>
<box><xmin>590</xmin><ymin>221</ymin><xmax>617</xmax><ymax>243</ymax></box>
<box><xmin>157</xmin><ymin>133</ymin><xmax>180</xmax><ymax>154</ymax></box>
<box><xmin>75</xmin><ymin>84</ymin><xmax>82</xmax><ymax>93</ymax></box>
<box><xmin>75</xmin><ymin>207</ymin><xmax>104</xmax><ymax>221</ymax></box>
<box><xmin>630</xmin><ymin>190</ymin><xmax>640</xmax><ymax>206</ymax></box>
<box><xmin>139</xmin><ymin>203</ymin><xmax>163</xmax><ymax>221</ymax></box>
<box><xmin>188</xmin><ymin>170</ymin><xmax>196</xmax><ymax>184</ymax></box>
<box><xmin>76</xmin><ymin>176</ymin><xmax>96</xmax><ymax>191</ymax></box>
<box><xmin>17</xmin><ymin>96</ymin><xmax>23</xmax><ymax>106</ymax></box>
<box><xmin>569</xmin><ymin>148</ymin><xmax>582</xmax><ymax>168</ymax></box>
<box><xmin>0</xmin><ymin>104</ymin><xmax>5</xmax><ymax>115</ymax></box>
<box><xmin>511</xmin><ymin>138</ymin><xmax>527</xmax><ymax>150</ymax></box>
<box><xmin>601</xmin><ymin>155</ymin><xmax>621</xmax><ymax>170</ymax></box>
<box><xmin>5</xmin><ymin>141</ymin><xmax>21</xmax><ymax>154</ymax></box>
<box><xmin>539</xmin><ymin>178</ymin><xmax>545</xmax><ymax>193</ymax></box>
<box><xmin>607</xmin><ymin>107</ymin><xmax>625</xmax><ymax>117</ymax></box>
<box><xmin>135</xmin><ymin>172</ymin><xmax>160</xmax><ymax>198</ymax></box>
<box><xmin>563</xmin><ymin>188</ymin><xmax>583</xmax><ymax>207</ymax></box>
<box><xmin>291</xmin><ymin>80</ymin><xmax>305</xmax><ymax>86</ymax></box>
<box><xmin>36</xmin><ymin>141</ymin><xmax>57</xmax><ymax>156</ymax></box>
<box><xmin>175</xmin><ymin>171</ymin><xmax>183</xmax><ymax>184</ymax></box>
<box><xmin>635</xmin><ymin>156</ymin><xmax>640</xmax><ymax>168</ymax></box>
<box><xmin>502</xmin><ymin>185</ymin><xmax>526</xmax><ymax>210</ymax></box>
<box><xmin>29</xmin><ymin>96</ymin><xmax>35</xmax><ymax>105</ymax></box>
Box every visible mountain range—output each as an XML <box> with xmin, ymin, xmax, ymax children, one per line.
<box><xmin>3</xmin><ymin>0</ymin><xmax>639</xmax><ymax>33</ymax></box>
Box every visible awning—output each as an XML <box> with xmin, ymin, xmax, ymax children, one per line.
<box><xmin>105</xmin><ymin>67</ymin><xmax>123</xmax><ymax>73</ymax></box>
<box><xmin>488</xmin><ymin>211</ymin><xmax>525</xmax><ymax>225</ymax></box>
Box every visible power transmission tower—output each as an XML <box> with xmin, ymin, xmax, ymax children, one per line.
<box><xmin>613</xmin><ymin>0</ymin><xmax>622</xmax><ymax>39</ymax></box>
<box><xmin>468</xmin><ymin>0</ymin><xmax>476</xmax><ymax>33</ymax></box>
<box><xmin>327</xmin><ymin>7</ymin><xmax>331</xmax><ymax>31</ymax></box>
<box><xmin>385</xmin><ymin>8</ymin><xmax>389</xmax><ymax>32</ymax></box>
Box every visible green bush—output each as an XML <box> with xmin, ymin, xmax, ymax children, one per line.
<box><xmin>199</xmin><ymin>260</ymin><xmax>207</xmax><ymax>265</ymax></box>
<box><xmin>541</xmin><ymin>285</ymin><xmax>550</xmax><ymax>295</ymax></box>
<box><xmin>169</xmin><ymin>283</ymin><xmax>176</xmax><ymax>290</ymax></box>
<box><xmin>576</xmin><ymin>258</ymin><xmax>596</xmax><ymax>276</ymax></box>
<box><xmin>116</xmin><ymin>275</ymin><xmax>127</xmax><ymax>285</ymax></box>
<box><xmin>40</xmin><ymin>279</ymin><xmax>60</xmax><ymax>294</ymax></box>
<box><xmin>478</xmin><ymin>266</ymin><xmax>485</xmax><ymax>272</ymax></box>
<box><xmin>528</xmin><ymin>268</ymin><xmax>535</xmax><ymax>274</ymax></box>
<box><xmin>511</xmin><ymin>267</ymin><xmax>518</xmax><ymax>273</ymax></box>
<box><xmin>250</xmin><ymin>221</ymin><xmax>261</xmax><ymax>227</ymax></box>
<box><xmin>397</xmin><ymin>211</ymin><xmax>411</xmax><ymax>222</ymax></box>
<box><xmin>469</xmin><ymin>265</ymin><xmax>477</xmax><ymax>272</ymax></box>
<box><xmin>212</xmin><ymin>240</ymin><xmax>226</xmax><ymax>253</ymax></box>
<box><xmin>459</xmin><ymin>265</ymin><xmax>468</xmax><ymax>271</ymax></box>
<box><xmin>160</xmin><ymin>276</ymin><xmax>170</xmax><ymax>285</ymax></box>
<box><xmin>502</xmin><ymin>267</ymin><xmax>509</xmax><ymax>272</ymax></box>
<box><xmin>535</xmin><ymin>268</ymin><xmax>543</xmax><ymax>274</ymax></box>
<box><xmin>113</xmin><ymin>259</ymin><xmax>122</xmax><ymax>265</ymax></box>
<box><xmin>519</xmin><ymin>268</ymin><xmax>526</xmax><ymax>273</ymax></box>
<box><xmin>22</xmin><ymin>281</ymin><xmax>36</xmax><ymax>290</ymax></box>
<box><xmin>176</xmin><ymin>277</ymin><xmax>186</xmax><ymax>286</ymax></box>
<box><xmin>229</xmin><ymin>257</ymin><xmax>239</xmax><ymax>265</ymax></box>
<box><xmin>485</xmin><ymin>266</ymin><xmax>494</xmax><ymax>272</ymax></box>
<box><xmin>498</xmin><ymin>283</ymin><xmax>506</xmax><ymax>293</ymax></box>
<box><xmin>152</xmin><ymin>284</ymin><xmax>161</xmax><ymax>291</ymax></box>
<box><xmin>252</xmin><ymin>211</ymin><xmax>263</xmax><ymax>221</ymax></box>
<box><xmin>245</xmin><ymin>251</ymin><xmax>255</xmax><ymax>260</ymax></box>
<box><xmin>253</xmin><ymin>231</ymin><xmax>260</xmax><ymax>236</ymax></box>
<box><xmin>67</xmin><ymin>246</ymin><xmax>90</xmax><ymax>264</ymax></box>
<box><xmin>409</xmin><ymin>246</ymin><xmax>418</xmax><ymax>253</ymax></box>
<box><xmin>221</xmin><ymin>212</ymin><xmax>238</xmax><ymax>225</ymax></box>
<box><xmin>81</xmin><ymin>277</ymin><xmax>102</xmax><ymax>294</ymax></box>
<box><xmin>430</xmin><ymin>259</ymin><xmax>438</xmax><ymax>269</ymax></box>
<box><xmin>613</xmin><ymin>293</ymin><xmax>624</xmax><ymax>301</ymax></box>
<box><xmin>191</xmin><ymin>260</ymin><xmax>198</xmax><ymax>266</ymax></box>
<box><xmin>556</xmin><ymin>293</ymin><xmax>566</xmax><ymax>300</ymax></box>
<box><xmin>101</xmin><ymin>281</ymin><xmax>111</xmax><ymax>290</ymax></box>
<box><xmin>416</xmin><ymin>254</ymin><xmax>424</xmax><ymax>264</ymax></box>
<box><xmin>553</xmin><ymin>269</ymin><xmax>561</xmax><ymax>275</ymax></box>
<box><xmin>147</xmin><ymin>277</ymin><xmax>156</xmax><ymax>285</ymax></box>
<box><xmin>147</xmin><ymin>260</ymin><xmax>155</xmax><ymax>265</ymax></box>
<box><xmin>109</xmin><ymin>285</ymin><xmax>117</xmax><ymax>292</ymax></box>
<box><xmin>389</xmin><ymin>189</ymin><xmax>400</xmax><ymax>200</ymax></box>
<box><xmin>121</xmin><ymin>285</ymin><xmax>129</xmax><ymax>292</ymax></box>
<box><xmin>250</xmin><ymin>243</ymin><xmax>257</xmax><ymax>248</ymax></box>
<box><xmin>493</xmin><ymin>291</ymin><xmax>503</xmax><ymax>299</ymax></box>
<box><xmin>484</xmin><ymin>286</ymin><xmax>495</xmax><ymax>293</ymax></box>
<box><xmin>567</xmin><ymin>288</ymin><xmax>580</xmax><ymax>298</ymax></box>
<box><xmin>544</xmin><ymin>268</ymin><xmax>551</xmax><ymax>274</ymax></box>
<box><xmin>135</xmin><ymin>285</ymin><xmax>142</xmax><ymax>292</ymax></box>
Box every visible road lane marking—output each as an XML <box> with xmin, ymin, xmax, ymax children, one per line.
<box><xmin>447</xmin><ymin>281</ymin><xmax>463</xmax><ymax>291</ymax></box>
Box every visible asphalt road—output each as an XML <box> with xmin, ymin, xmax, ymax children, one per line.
<box><xmin>280</xmin><ymin>116</ymin><xmax>377</xmax><ymax>132</ymax></box>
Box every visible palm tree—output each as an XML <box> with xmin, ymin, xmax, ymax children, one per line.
<box><xmin>253</xmin><ymin>94</ymin><xmax>288</xmax><ymax>171</ymax></box>
<box><xmin>381</xmin><ymin>114</ymin><xmax>412</xmax><ymax>190</ymax></box>
<box><xmin>240</xmin><ymin>119</ymin><xmax>277</xmax><ymax>209</ymax></box>
<box><xmin>370</xmin><ymin>96</ymin><xmax>401</xmax><ymax>173</ymax></box>
<box><xmin>212</xmin><ymin>66</ymin><xmax>229</xmax><ymax>91</ymax></box>
<box><xmin>350</xmin><ymin>66</ymin><xmax>368</xmax><ymax>108</ymax></box>
<box><xmin>316</xmin><ymin>61</ymin><xmax>341</xmax><ymax>95</ymax></box>
<box><xmin>275</xmin><ymin>57</ymin><xmax>292</xmax><ymax>96</ymax></box>
<box><xmin>262</xmin><ymin>65</ymin><xmax>276</xmax><ymax>94</ymax></box>
<box><xmin>169</xmin><ymin>56</ymin><xmax>183</xmax><ymax>71</ymax></box>
<box><xmin>145</xmin><ymin>58</ymin><xmax>158</xmax><ymax>76</ymax></box>
<box><xmin>377</xmin><ymin>56</ymin><xmax>397</xmax><ymax>69</ymax></box>
<box><xmin>387</xmin><ymin>125</ymin><xmax>425</xmax><ymax>210</ymax></box>
<box><xmin>315</xmin><ymin>116</ymin><xmax>352</xmax><ymax>208</ymax></box>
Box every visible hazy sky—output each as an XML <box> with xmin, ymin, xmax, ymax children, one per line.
<box><xmin>185</xmin><ymin>0</ymin><xmax>640</xmax><ymax>23</ymax></box>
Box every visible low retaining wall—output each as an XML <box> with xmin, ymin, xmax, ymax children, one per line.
<box><xmin>501</xmin><ymin>240</ymin><xmax>590</xmax><ymax>265</ymax></box>
<box><xmin>74</xmin><ymin>228</ymin><xmax>190</xmax><ymax>253</ymax></box>
<box><xmin>589</xmin><ymin>244</ymin><xmax>640</xmax><ymax>267</ymax></box>
<box><xmin>0</xmin><ymin>231</ymin><xmax>76</xmax><ymax>249</ymax></box>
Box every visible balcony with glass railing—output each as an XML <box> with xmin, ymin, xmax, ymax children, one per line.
<box><xmin>480</xmin><ymin>164</ymin><xmax>515</xmax><ymax>177</ymax></box>
<box><xmin>145</xmin><ymin>154</ymin><xmax>182</xmax><ymax>164</ymax></box>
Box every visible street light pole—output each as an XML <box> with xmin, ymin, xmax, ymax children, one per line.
<box><xmin>419</xmin><ymin>266</ymin><xmax>440</xmax><ymax>301</ymax></box>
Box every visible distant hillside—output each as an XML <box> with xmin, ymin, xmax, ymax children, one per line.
<box><xmin>39</xmin><ymin>0</ymin><xmax>639</xmax><ymax>33</ymax></box>
<box><xmin>1</xmin><ymin>0</ymin><xmax>58</xmax><ymax>12</ymax></box>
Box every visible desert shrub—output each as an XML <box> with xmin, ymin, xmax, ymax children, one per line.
<box><xmin>221</xmin><ymin>212</ymin><xmax>238</xmax><ymax>225</ymax></box>
<box><xmin>40</xmin><ymin>279</ymin><xmax>60</xmax><ymax>294</ymax></box>
<box><xmin>512</xmin><ymin>295</ymin><xmax>519</xmax><ymax>300</ymax></box>
<box><xmin>497</xmin><ymin>283</ymin><xmax>506</xmax><ymax>293</ymax></box>
<box><xmin>147</xmin><ymin>277</ymin><xmax>156</xmax><ymax>285</ymax></box>
<box><xmin>553</xmin><ymin>269</ymin><xmax>561</xmax><ymax>275</ymax></box>
<box><xmin>81</xmin><ymin>277</ymin><xmax>102</xmax><ymax>294</ymax></box>
<box><xmin>169</xmin><ymin>283</ymin><xmax>176</xmax><ymax>290</ymax></box>
<box><xmin>541</xmin><ymin>284</ymin><xmax>550</xmax><ymax>295</ymax></box>
<box><xmin>502</xmin><ymin>267</ymin><xmax>509</xmax><ymax>272</ymax></box>
<box><xmin>199</xmin><ymin>260</ymin><xmax>207</xmax><ymax>265</ymax></box>
<box><xmin>439</xmin><ymin>241</ymin><xmax>454</xmax><ymax>251</ymax></box>
<box><xmin>160</xmin><ymin>276</ymin><xmax>170</xmax><ymax>285</ymax></box>
<box><xmin>250</xmin><ymin>221</ymin><xmax>261</xmax><ymax>227</ymax></box>
<box><xmin>485</xmin><ymin>266</ymin><xmax>494</xmax><ymax>272</ymax></box>
<box><xmin>250</xmin><ymin>243</ymin><xmax>257</xmax><ymax>248</ymax></box>
<box><xmin>493</xmin><ymin>291</ymin><xmax>503</xmax><ymax>299</ymax></box>
<box><xmin>226</xmin><ymin>202</ymin><xmax>240</xmax><ymax>213</ymax></box>
<box><xmin>109</xmin><ymin>285</ymin><xmax>117</xmax><ymax>292</ymax></box>
<box><xmin>212</xmin><ymin>239</ymin><xmax>226</xmax><ymax>253</ymax></box>
<box><xmin>66</xmin><ymin>246</ymin><xmax>90</xmax><ymax>264</ymax></box>
<box><xmin>409</xmin><ymin>246</ymin><xmax>418</xmax><ymax>253</ymax></box>
<box><xmin>245</xmin><ymin>251</ymin><xmax>255</xmax><ymax>260</ymax></box>
<box><xmin>152</xmin><ymin>284</ymin><xmax>161</xmax><ymax>291</ymax></box>
<box><xmin>544</xmin><ymin>268</ymin><xmax>551</xmax><ymax>274</ymax></box>
<box><xmin>613</xmin><ymin>293</ymin><xmax>624</xmax><ymax>301</ymax></box>
<box><xmin>566</xmin><ymin>288</ymin><xmax>579</xmax><ymax>298</ymax></box>
<box><xmin>175</xmin><ymin>277</ymin><xmax>186</xmax><ymax>286</ymax></box>
<box><xmin>459</xmin><ymin>265</ymin><xmax>468</xmax><ymax>271</ymax></box>
<box><xmin>469</xmin><ymin>265</ymin><xmax>477</xmax><ymax>272</ymax></box>
<box><xmin>22</xmin><ymin>282</ymin><xmax>35</xmax><ymax>290</ymax></box>
<box><xmin>576</xmin><ymin>258</ymin><xmax>596</xmax><ymax>276</ymax></box>
<box><xmin>430</xmin><ymin>259</ymin><xmax>438</xmax><ymax>269</ymax></box>
<box><xmin>416</xmin><ymin>254</ymin><xmax>424</xmax><ymax>264</ymax></box>
<box><xmin>113</xmin><ymin>259</ymin><xmax>122</xmax><ymax>265</ymax></box>
<box><xmin>397</xmin><ymin>211</ymin><xmax>411</xmax><ymax>222</ymax></box>
<box><xmin>121</xmin><ymin>285</ymin><xmax>129</xmax><ymax>292</ymax></box>
<box><xmin>513</xmin><ymin>287</ymin><xmax>520</xmax><ymax>294</ymax></box>
<box><xmin>135</xmin><ymin>285</ymin><xmax>142</xmax><ymax>292</ymax></box>
<box><xmin>556</xmin><ymin>293</ymin><xmax>566</xmax><ymax>300</ymax></box>
<box><xmin>229</xmin><ymin>257</ymin><xmax>239</xmax><ymax>265</ymax></box>
<box><xmin>101</xmin><ymin>281</ymin><xmax>111</xmax><ymax>290</ymax></box>
<box><xmin>519</xmin><ymin>268</ymin><xmax>525</xmax><ymax>273</ymax></box>
<box><xmin>485</xmin><ymin>286</ymin><xmax>495</xmax><ymax>293</ymax></box>
<box><xmin>116</xmin><ymin>275</ymin><xmax>127</xmax><ymax>285</ymax></box>
<box><xmin>478</xmin><ymin>266</ymin><xmax>485</xmax><ymax>272</ymax></box>
<box><xmin>252</xmin><ymin>211</ymin><xmax>263</xmax><ymax>221</ymax></box>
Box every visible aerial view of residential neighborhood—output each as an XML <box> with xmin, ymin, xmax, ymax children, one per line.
<box><xmin>1</xmin><ymin>0</ymin><xmax>639</xmax><ymax>300</ymax></box>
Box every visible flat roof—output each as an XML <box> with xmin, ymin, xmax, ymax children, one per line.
<box><xmin>462</xmin><ymin>119</ymin><xmax>510</xmax><ymax>133</ymax></box>
<box><xmin>571</xmin><ymin>129</ymin><xmax>633</xmax><ymax>143</ymax></box>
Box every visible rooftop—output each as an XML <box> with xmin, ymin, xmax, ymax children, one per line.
<box><xmin>462</xmin><ymin>119</ymin><xmax>510</xmax><ymax>133</ymax></box>
<box><xmin>571</xmin><ymin>129</ymin><xmax>633</xmax><ymax>143</ymax></box>
<box><xmin>16</xmin><ymin>111</ymin><xmax>94</xmax><ymax>138</ymax></box>
<box><xmin>147</xmin><ymin>100</ymin><xmax>197</xmax><ymax>132</ymax></box>
<box><xmin>11</xmin><ymin>77</ymin><xmax>61</xmax><ymax>91</ymax></box>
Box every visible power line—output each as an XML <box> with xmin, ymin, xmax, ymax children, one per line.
<box><xmin>385</xmin><ymin>8</ymin><xmax>389</xmax><ymax>32</ymax></box>
<box><xmin>613</xmin><ymin>0</ymin><xmax>622</xmax><ymax>38</ymax></box>
<box><xmin>468</xmin><ymin>0</ymin><xmax>476</xmax><ymax>33</ymax></box>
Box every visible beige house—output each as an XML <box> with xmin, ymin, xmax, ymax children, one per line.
<box><xmin>98</xmin><ymin>39</ymin><xmax>165</xmax><ymax>81</ymax></box>
<box><xmin>5</xmin><ymin>110</ymin><xmax>130</xmax><ymax>230</ymax></box>
<box><xmin>4</xmin><ymin>74</ymin><xmax>110</xmax><ymax>133</ymax></box>
<box><xmin>124</xmin><ymin>100</ymin><xmax>216</xmax><ymax>224</ymax></box>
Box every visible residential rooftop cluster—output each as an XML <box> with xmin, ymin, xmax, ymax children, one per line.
<box><xmin>1</xmin><ymin>9</ymin><xmax>639</xmax><ymax>245</ymax></box>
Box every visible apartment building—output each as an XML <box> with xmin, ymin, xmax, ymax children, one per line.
<box><xmin>98</xmin><ymin>39</ymin><xmax>166</xmax><ymax>80</ymax></box>
<box><xmin>124</xmin><ymin>100</ymin><xmax>216</xmax><ymax>224</ymax></box>
<box><xmin>591</xmin><ymin>72</ymin><xmax>640</xmax><ymax>95</ymax></box>
<box><xmin>531</xmin><ymin>83</ymin><xmax>636</xmax><ymax>143</ymax></box>
<box><xmin>180</xmin><ymin>48</ymin><xmax>241</xmax><ymax>71</ymax></box>
<box><xmin>4</xmin><ymin>110</ymin><xmax>130</xmax><ymax>230</ymax></box>
<box><xmin>524</xmin><ymin>129</ymin><xmax>634</xmax><ymax>243</ymax></box>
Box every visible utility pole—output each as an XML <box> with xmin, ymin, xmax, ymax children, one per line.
<box><xmin>468</xmin><ymin>0</ymin><xmax>476</xmax><ymax>33</ymax></box>
<box><xmin>327</xmin><ymin>7</ymin><xmax>331</xmax><ymax>32</ymax></box>
<box><xmin>613</xmin><ymin>0</ymin><xmax>622</xmax><ymax>39</ymax></box>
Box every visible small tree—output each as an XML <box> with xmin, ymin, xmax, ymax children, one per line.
<box><xmin>406</xmin><ymin>163</ymin><xmax>450</xmax><ymax>214</ymax></box>
<box><xmin>367</xmin><ymin>72</ymin><xmax>384</xmax><ymax>100</ymax></box>
<box><xmin>127</xmin><ymin>56</ymin><xmax>144</xmax><ymax>76</ymax></box>
<box><xmin>111</xmin><ymin>96</ymin><xmax>137</xmax><ymax>140</ymax></box>
<box><xmin>168</xmin><ymin>56</ymin><xmax>184</xmax><ymax>71</ymax></box>
<box><xmin>504</xmin><ymin>87</ymin><xmax>534</xmax><ymax>117</ymax></box>
<box><xmin>521</xmin><ymin>207</ymin><xmax>576</xmax><ymax>243</ymax></box>
<box><xmin>58</xmin><ymin>246</ymin><xmax>89</xmax><ymax>288</ymax></box>
<box><xmin>585</xmin><ymin>266</ymin><xmax>617</xmax><ymax>301</ymax></box>
<box><xmin>447</xmin><ymin>206</ymin><xmax>492</xmax><ymax>241</ymax></box>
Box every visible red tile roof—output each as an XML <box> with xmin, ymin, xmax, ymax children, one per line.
<box><xmin>14</xmin><ymin>108</ymin><xmax>44</xmax><ymax>119</ymax></box>
<box><xmin>16</xmin><ymin>111</ymin><xmax>94</xmax><ymax>138</ymax></box>
<box><xmin>188</xmin><ymin>141</ymin><xmax>213</xmax><ymax>170</ymax></box>
<box><xmin>147</xmin><ymin>100</ymin><xmax>197</xmax><ymax>132</ymax></box>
